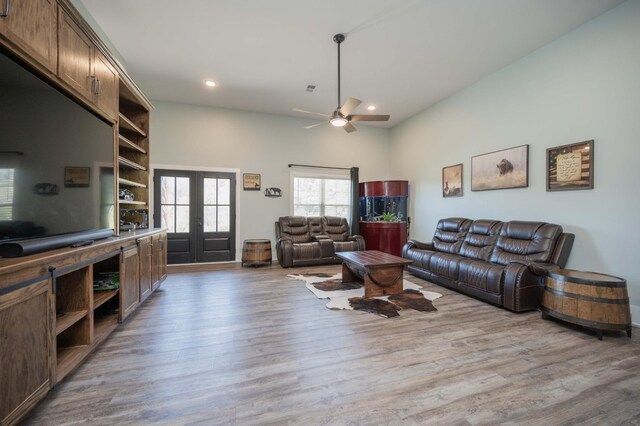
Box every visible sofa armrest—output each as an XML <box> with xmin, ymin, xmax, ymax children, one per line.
<box><xmin>503</xmin><ymin>261</ymin><xmax>554</xmax><ymax>312</ymax></box>
<box><xmin>275</xmin><ymin>238</ymin><xmax>293</xmax><ymax>267</ymax></box>
<box><xmin>509</xmin><ymin>260</ymin><xmax>560</xmax><ymax>276</ymax></box>
<box><xmin>406</xmin><ymin>240</ymin><xmax>434</xmax><ymax>251</ymax></box>
<box><xmin>312</xmin><ymin>235</ymin><xmax>335</xmax><ymax>258</ymax></box>
<box><xmin>347</xmin><ymin>235</ymin><xmax>366</xmax><ymax>251</ymax></box>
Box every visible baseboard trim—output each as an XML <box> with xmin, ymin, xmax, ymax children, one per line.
<box><xmin>632</xmin><ymin>304</ymin><xmax>640</xmax><ymax>328</ymax></box>
<box><xmin>168</xmin><ymin>259</ymin><xmax>279</xmax><ymax>274</ymax></box>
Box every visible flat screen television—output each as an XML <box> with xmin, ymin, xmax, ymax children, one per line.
<box><xmin>0</xmin><ymin>50</ymin><xmax>115</xmax><ymax>256</ymax></box>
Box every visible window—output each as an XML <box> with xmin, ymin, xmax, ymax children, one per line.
<box><xmin>292</xmin><ymin>174</ymin><xmax>351</xmax><ymax>218</ymax></box>
<box><xmin>0</xmin><ymin>168</ymin><xmax>15</xmax><ymax>220</ymax></box>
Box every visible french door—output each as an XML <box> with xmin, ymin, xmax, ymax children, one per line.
<box><xmin>154</xmin><ymin>169</ymin><xmax>236</xmax><ymax>264</ymax></box>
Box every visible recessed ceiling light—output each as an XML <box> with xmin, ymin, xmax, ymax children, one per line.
<box><xmin>204</xmin><ymin>80</ymin><xmax>216</xmax><ymax>87</ymax></box>
<box><xmin>367</xmin><ymin>105</ymin><xmax>376</xmax><ymax>111</ymax></box>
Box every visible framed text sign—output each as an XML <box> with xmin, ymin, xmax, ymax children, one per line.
<box><xmin>546</xmin><ymin>140</ymin><xmax>594</xmax><ymax>191</ymax></box>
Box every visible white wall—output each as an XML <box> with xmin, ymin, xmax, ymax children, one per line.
<box><xmin>150</xmin><ymin>102</ymin><xmax>391</xmax><ymax>258</ymax></box>
<box><xmin>389</xmin><ymin>0</ymin><xmax>640</xmax><ymax>309</ymax></box>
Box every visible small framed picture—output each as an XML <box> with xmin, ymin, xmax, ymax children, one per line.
<box><xmin>64</xmin><ymin>167</ymin><xmax>90</xmax><ymax>187</ymax></box>
<box><xmin>546</xmin><ymin>140</ymin><xmax>594</xmax><ymax>191</ymax></box>
<box><xmin>442</xmin><ymin>163</ymin><xmax>463</xmax><ymax>197</ymax></box>
<box><xmin>243</xmin><ymin>173</ymin><xmax>261</xmax><ymax>190</ymax></box>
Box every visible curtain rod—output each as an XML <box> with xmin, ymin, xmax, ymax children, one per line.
<box><xmin>288</xmin><ymin>163</ymin><xmax>352</xmax><ymax>171</ymax></box>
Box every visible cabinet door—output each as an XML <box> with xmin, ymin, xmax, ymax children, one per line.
<box><xmin>160</xmin><ymin>233</ymin><xmax>168</xmax><ymax>281</ymax></box>
<box><xmin>57</xmin><ymin>6</ymin><xmax>94</xmax><ymax>100</ymax></box>
<box><xmin>151</xmin><ymin>235</ymin><xmax>161</xmax><ymax>289</ymax></box>
<box><xmin>138</xmin><ymin>238</ymin><xmax>152</xmax><ymax>302</ymax></box>
<box><xmin>0</xmin><ymin>278</ymin><xmax>54</xmax><ymax>425</ymax></box>
<box><xmin>119</xmin><ymin>246</ymin><xmax>140</xmax><ymax>321</ymax></box>
<box><xmin>94</xmin><ymin>49</ymin><xmax>119</xmax><ymax>120</ymax></box>
<box><xmin>0</xmin><ymin>0</ymin><xmax>57</xmax><ymax>73</ymax></box>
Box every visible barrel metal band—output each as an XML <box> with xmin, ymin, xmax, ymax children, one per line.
<box><xmin>546</xmin><ymin>287</ymin><xmax>629</xmax><ymax>305</ymax></box>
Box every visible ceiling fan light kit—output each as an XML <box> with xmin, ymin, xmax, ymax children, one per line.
<box><xmin>292</xmin><ymin>33</ymin><xmax>390</xmax><ymax>133</ymax></box>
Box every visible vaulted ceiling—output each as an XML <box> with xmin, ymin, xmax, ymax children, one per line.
<box><xmin>78</xmin><ymin>0</ymin><xmax>623</xmax><ymax>127</ymax></box>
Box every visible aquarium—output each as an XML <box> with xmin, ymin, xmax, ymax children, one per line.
<box><xmin>360</xmin><ymin>196</ymin><xmax>408</xmax><ymax>223</ymax></box>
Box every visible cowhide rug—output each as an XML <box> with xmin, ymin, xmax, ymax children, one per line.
<box><xmin>288</xmin><ymin>272</ymin><xmax>442</xmax><ymax>318</ymax></box>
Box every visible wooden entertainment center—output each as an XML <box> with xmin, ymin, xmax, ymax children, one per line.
<box><xmin>0</xmin><ymin>1</ymin><xmax>167</xmax><ymax>424</ymax></box>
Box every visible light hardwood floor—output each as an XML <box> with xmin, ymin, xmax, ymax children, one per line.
<box><xmin>25</xmin><ymin>263</ymin><xmax>640</xmax><ymax>425</ymax></box>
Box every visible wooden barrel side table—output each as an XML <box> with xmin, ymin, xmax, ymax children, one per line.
<box><xmin>241</xmin><ymin>239</ymin><xmax>272</xmax><ymax>267</ymax></box>
<box><xmin>541</xmin><ymin>269</ymin><xmax>632</xmax><ymax>340</ymax></box>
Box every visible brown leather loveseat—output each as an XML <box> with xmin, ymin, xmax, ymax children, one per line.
<box><xmin>402</xmin><ymin>218</ymin><xmax>574</xmax><ymax>312</ymax></box>
<box><xmin>275</xmin><ymin>216</ymin><xmax>365</xmax><ymax>267</ymax></box>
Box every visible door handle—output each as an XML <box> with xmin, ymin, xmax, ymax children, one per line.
<box><xmin>1</xmin><ymin>0</ymin><xmax>10</xmax><ymax>18</ymax></box>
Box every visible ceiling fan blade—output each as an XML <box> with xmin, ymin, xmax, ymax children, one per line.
<box><xmin>304</xmin><ymin>123</ymin><xmax>324</xmax><ymax>129</ymax></box>
<box><xmin>349</xmin><ymin>114</ymin><xmax>390</xmax><ymax>122</ymax></box>
<box><xmin>292</xmin><ymin>108</ymin><xmax>330</xmax><ymax>118</ymax></box>
<box><xmin>343</xmin><ymin>122</ymin><xmax>357</xmax><ymax>133</ymax></box>
<box><xmin>339</xmin><ymin>97</ymin><xmax>362</xmax><ymax>116</ymax></box>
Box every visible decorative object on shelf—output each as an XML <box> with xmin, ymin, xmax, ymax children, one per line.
<box><xmin>33</xmin><ymin>183</ymin><xmax>59</xmax><ymax>195</ymax></box>
<box><xmin>119</xmin><ymin>209</ymin><xmax>148</xmax><ymax>229</ymax></box>
<box><xmin>264</xmin><ymin>187</ymin><xmax>282</xmax><ymax>197</ymax></box>
<box><xmin>442</xmin><ymin>163</ymin><xmax>463</xmax><ymax>197</ymax></box>
<box><xmin>243</xmin><ymin>173</ymin><xmax>261</xmax><ymax>190</ymax></box>
<box><xmin>546</xmin><ymin>140</ymin><xmax>594</xmax><ymax>191</ymax></box>
<box><xmin>471</xmin><ymin>144</ymin><xmax>529</xmax><ymax>191</ymax></box>
<box><xmin>64</xmin><ymin>166</ymin><xmax>90</xmax><ymax>187</ymax></box>
<box><xmin>119</xmin><ymin>188</ymin><xmax>134</xmax><ymax>201</ymax></box>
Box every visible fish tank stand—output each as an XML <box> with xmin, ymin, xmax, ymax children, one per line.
<box><xmin>359</xmin><ymin>180</ymin><xmax>409</xmax><ymax>256</ymax></box>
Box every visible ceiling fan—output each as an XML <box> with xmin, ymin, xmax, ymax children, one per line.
<box><xmin>293</xmin><ymin>33</ymin><xmax>390</xmax><ymax>133</ymax></box>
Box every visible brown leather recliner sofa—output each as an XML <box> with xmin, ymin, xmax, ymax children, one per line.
<box><xmin>275</xmin><ymin>216</ymin><xmax>365</xmax><ymax>267</ymax></box>
<box><xmin>402</xmin><ymin>218</ymin><xmax>574</xmax><ymax>312</ymax></box>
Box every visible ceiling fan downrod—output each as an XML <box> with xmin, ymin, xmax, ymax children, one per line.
<box><xmin>334</xmin><ymin>33</ymin><xmax>345</xmax><ymax>111</ymax></box>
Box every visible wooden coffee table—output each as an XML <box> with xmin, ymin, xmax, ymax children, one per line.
<box><xmin>336</xmin><ymin>250</ymin><xmax>413</xmax><ymax>298</ymax></box>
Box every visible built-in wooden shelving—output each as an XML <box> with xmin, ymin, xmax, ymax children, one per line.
<box><xmin>118</xmin><ymin>156</ymin><xmax>146</xmax><ymax>171</ymax></box>
<box><xmin>118</xmin><ymin>134</ymin><xmax>146</xmax><ymax>154</ymax></box>
<box><xmin>93</xmin><ymin>289</ymin><xmax>119</xmax><ymax>310</ymax></box>
<box><xmin>118</xmin><ymin>177</ymin><xmax>147</xmax><ymax>188</ymax></box>
<box><xmin>93</xmin><ymin>315</ymin><xmax>119</xmax><ymax>345</ymax></box>
<box><xmin>55</xmin><ymin>310</ymin><xmax>87</xmax><ymax>335</ymax></box>
<box><xmin>119</xmin><ymin>200</ymin><xmax>147</xmax><ymax>206</ymax></box>
<box><xmin>117</xmin><ymin>82</ymin><xmax>151</xmax><ymax>230</ymax></box>
<box><xmin>56</xmin><ymin>345</ymin><xmax>90</xmax><ymax>383</ymax></box>
<box><xmin>118</xmin><ymin>113</ymin><xmax>147</xmax><ymax>137</ymax></box>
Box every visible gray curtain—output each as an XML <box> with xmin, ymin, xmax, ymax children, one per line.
<box><xmin>350</xmin><ymin>167</ymin><xmax>359</xmax><ymax>235</ymax></box>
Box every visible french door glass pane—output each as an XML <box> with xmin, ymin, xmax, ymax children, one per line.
<box><xmin>204</xmin><ymin>178</ymin><xmax>217</xmax><ymax>205</ymax></box>
<box><xmin>218</xmin><ymin>179</ymin><xmax>230</xmax><ymax>205</ymax></box>
<box><xmin>161</xmin><ymin>177</ymin><xmax>175</xmax><ymax>204</ymax></box>
<box><xmin>176</xmin><ymin>205</ymin><xmax>190</xmax><ymax>232</ymax></box>
<box><xmin>217</xmin><ymin>206</ymin><xmax>230</xmax><ymax>232</ymax></box>
<box><xmin>204</xmin><ymin>205</ymin><xmax>217</xmax><ymax>232</ymax></box>
<box><xmin>161</xmin><ymin>205</ymin><xmax>175</xmax><ymax>233</ymax></box>
<box><xmin>176</xmin><ymin>177</ymin><xmax>190</xmax><ymax>204</ymax></box>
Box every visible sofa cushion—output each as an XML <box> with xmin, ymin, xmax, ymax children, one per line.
<box><xmin>459</xmin><ymin>220</ymin><xmax>503</xmax><ymax>261</ymax></box>
<box><xmin>490</xmin><ymin>221</ymin><xmax>563</xmax><ymax>265</ymax></box>
<box><xmin>432</xmin><ymin>218</ymin><xmax>472</xmax><ymax>254</ymax></box>
<box><xmin>307</xmin><ymin>217</ymin><xmax>324</xmax><ymax>237</ymax></box>
<box><xmin>458</xmin><ymin>259</ymin><xmax>504</xmax><ymax>294</ymax></box>
<box><xmin>292</xmin><ymin>242</ymin><xmax>321</xmax><ymax>260</ymax></box>
<box><xmin>322</xmin><ymin>216</ymin><xmax>349</xmax><ymax>242</ymax></box>
<box><xmin>278</xmin><ymin>216</ymin><xmax>311</xmax><ymax>243</ymax></box>
<box><xmin>428</xmin><ymin>253</ymin><xmax>462</xmax><ymax>281</ymax></box>
<box><xmin>403</xmin><ymin>247</ymin><xmax>436</xmax><ymax>270</ymax></box>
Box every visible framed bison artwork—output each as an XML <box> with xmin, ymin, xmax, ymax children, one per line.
<box><xmin>471</xmin><ymin>144</ymin><xmax>529</xmax><ymax>191</ymax></box>
<box><xmin>442</xmin><ymin>163</ymin><xmax>463</xmax><ymax>197</ymax></box>
<box><xmin>546</xmin><ymin>140</ymin><xmax>594</xmax><ymax>191</ymax></box>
